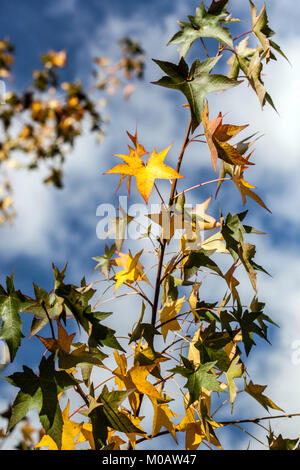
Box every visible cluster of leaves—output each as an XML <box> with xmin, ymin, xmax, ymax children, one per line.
<box><xmin>1</xmin><ymin>0</ymin><xmax>299</xmax><ymax>451</ymax></box>
<box><xmin>94</xmin><ymin>37</ymin><xmax>145</xmax><ymax>99</ymax></box>
<box><xmin>0</xmin><ymin>37</ymin><xmax>144</xmax><ymax>225</ymax></box>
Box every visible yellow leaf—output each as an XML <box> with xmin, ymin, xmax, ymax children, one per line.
<box><xmin>129</xmin><ymin>363</ymin><xmax>162</xmax><ymax>400</ymax></box>
<box><xmin>35</xmin><ymin>434</ymin><xmax>58</xmax><ymax>451</ymax></box>
<box><xmin>177</xmin><ymin>400</ymin><xmax>223</xmax><ymax>450</ymax></box>
<box><xmin>148</xmin><ymin>205</ymin><xmax>186</xmax><ymax>244</ymax></box>
<box><xmin>113</xmin><ymin>350</ymin><xmax>141</xmax><ymax>415</ymax></box>
<box><xmin>47</xmin><ymin>49</ymin><xmax>67</xmax><ymax>67</ymax></box>
<box><xmin>112</xmin><ymin>250</ymin><xmax>150</xmax><ymax>292</ymax></box>
<box><xmin>188</xmin><ymin>328</ymin><xmax>201</xmax><ymax>368</ymax></box>
<box><xmin>159</xmin><ymin>296</ymin><xmax>185</xmax><ymax>341</ymax></box>
<box><xmin>105</xmin><ymin>132</ymin><xmax>184</xmax><ymax>203</ymax></box>
<box><xmin>56</xmin><ymin>320</ymin><xmax>76</xmax><ymax>353</ymax></box>
<box><xmin>180</xmin><ymin>197</ymin><xmax>221</xmax><ymax>251</ymax></box>
<box><xmin>1</xmin><ymin>196</ymin><xmax>13</xmax><ymax>211</ymax></box>
<box><xmin>151</xmin><ymin>399</ymin><xmax>179</xmax><ymax>443</ymax></box>
<box><xmin>201</xmin><ymin>231</ymin><xmax>228</xmax><ymax>254</ymax></box>
<box><xmin>35</xmin><ymin>401</ymin><xmax>82</xmax><ymax>450</ymax></box>
<box><xmin>125</xmin><ymin>415</ymin><xmax>146</xmax><ymax>449</ymax></box>
<box><xmin>224</xmin><ymin>262</ymin><xmax>241</xmax><ymax>305</ymax></box>
<box><xmin>76</xmin><ymin>423</ymin><xmax>95</xmax><ymax>450</ymax></box>
<box><xmin>107</xmin><ymin>429</ymin><xmax>126</xmax><ymax>449</ymax></box>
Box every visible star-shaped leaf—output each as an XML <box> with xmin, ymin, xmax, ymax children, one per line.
<box><xmin>249</xmin><ymin>0</ymin><xmax>274</xmax><ymax>61</ymax></box>
<box><xmin>176</xmin><ymin>399</ymin><xmax>223</xmax><ymax>450</ymax></box>
<box><xmin>129</xmin><ymin>363</ymin><xmax>163</xmax><ymax>400</ymax></box>
<box><xmin>37</xmin><ymin>320</ymin><xmax>106</xmax><ymax>370</ymax></box>
<box><xmin>268</xmin><ymin>434</ymin><xmax>299</xmax><ymax>451</ymax></box>
<box><xmin>171</xmin><ymin>357</ymin><xmax>224</xmax><ymax>406</ymax></box>
<box><xmin>88</xmin><ymin>385</ymin><xmax>145</xmax><ymax>449</ymax></box>
<box><xmin>159</xmin><ymin>296</ymin><xmax>185</xmax><ymax>341</ymax></box>
<box><xmin>35</xmin><ymin>400</ymin><xmax>83</xmax><ymax>450</ymax></box>
<box><xmin>151</xmin><ymin>399</ymin><xmax>179</xmax><ymax>443</ymax></box>
<box><xmin>5</xmin><ymin>354</ymin><xmax>79</xmax><ymax>449</ymax></box>
<box><xmin>112</xmin><ymin>250</ymin><xmax>151</xmax><ymax>292</ymax></box>
<box><xmin>152</xmin><ymin>56</ymin><xmax>239</xmax><ymax>132</ymax></box>
<box><xmin>202</xmin><ymin>102</ymin><xmax>251</xmax><ymax>172</ymax></box>
<box><xmin>0</xmin><ymin>274</ymin><xmax>26</xmax><ymax>361</ymax></box>
<box><xmin>105</xmin><ymin>138</ymin><xmax>183</xmax><ymax>203</ymax></box>
<box><xmin>93</xmin><ymin>244</ymin><xmax>116</xmax><ymax>279</ymax></box>
<box><xmin>227</xmin><ymin>36</ymin><xmax>257</xmax><ymax>80</ymax></box>
<box><xmin>114</xmin><ymin>129</ymin><xmax>148</xmax><ymax>198</ymax></box>
<box><xmin>217</xmin><ymin>146</ymin><xmax>271</xmax><ymax>213</ymax></box>
<box><xmin>245</xmin><ymin>380</ymin><xmax>284</xmax><ymax>412</ymax></box>
<box><xmin>168</xmin><ymin>0</ymin><xmax>233</xmax><ymax>58</ymax></box>
<box><xmin>113</xmin><ymin>350</ymin><xmax>141</xmax><ymax>415</ymax></box>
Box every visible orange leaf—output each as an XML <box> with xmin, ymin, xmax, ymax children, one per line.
<box><xmin>202</xmin><ymin>102</ymin><xmax>251</xmax><ymax>172</ymax></box>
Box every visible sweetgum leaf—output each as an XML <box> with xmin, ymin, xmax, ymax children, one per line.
<box><xmin>152</xmin><ymin>56</ymin><xmax>239</xmax><ymax>132</ymax></box>
<box><xmin>168</xmin><ymin>0</ymin><xmax>233</xmax><ymax>58</ymax></box>
<box><xmin>5</xmin><ymin>354</ymin><xmax>79</xmax><ymax>449</ymax></box>
<box><xmin>171</xmin><ymin>358</ymin><xmax>224</xmax><ymax>406</ymax></box>
<box><xmin>0</xmin><ymin>274</ymin><xmax>28</xmax><ymax>360</ymax></box>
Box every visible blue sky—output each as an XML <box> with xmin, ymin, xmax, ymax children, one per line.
<box><xmin>0</xmin><ymin>0</ymin><xmax>300</xmax><ymax>450</ymax></box>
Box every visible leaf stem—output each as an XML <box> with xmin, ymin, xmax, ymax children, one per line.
<box><xmin>74</xmin><ymin>383</ymin><xmax>90</xmax><ymax>407</ymax></box>
<box><xmin>41</xmin><ymin>300</ymin><xmax>55</xmax><ymax>340</ymax></box>
<box><xmin>219</xmin><ymin>413</ymin><xmax>300</xmax><ymax>426</ymax></box>
<box><xmin>233</xmin><ymin>30</ymin><xmax>253</xmax><ymax>42</ymax></box>
<box><xmin>173</xmin><ymin>177</ymin><xmax>231</xmax><ymax>200</ymax></box>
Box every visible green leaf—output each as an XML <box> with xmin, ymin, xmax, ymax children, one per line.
<box><xmin>93</xmin><ymin>244</ymin><xmax>116</xmax><ymax>279</ymax></box>
<box><xmin>221</xmin><ymin>211</ymin><xmax>264</xmax><ymax>266</ymax></box>
<box><xmin>249</xmin><ymin>0</ymin><xmax>275</xmax><ymax>61</ymax></box>
<box><xmin>238</xmin><ymin>241</ymin><xmax>258</xmax><ymax>292</ymax></box>
<box><xmin>168</xmin><ymin>0</ymin><xmax>233</xmax><ymax>58</ymax></box>
<box><xmin>88</xmin><ymin>315</ymin><xmax>125</xmax><ymax>352</ymax></box>
<box><xmin>130</xmin><ymin>322</ymin><xmax>161</xmax><ymax>350</ymax></box>
<box><xmin>5</xmin><ymin>354</ymin><xmax>79</xmax><ymax>449</ymax></box>
<box><xmin>194</xmin><ymin>327</ymin><xmax>232</xmax><ymax>372</ymax></box>
<box><xmin>89</xmin><ymin>386</ymin><xmax>107</xmax><ymax>450</ymax></box>
<box><xmin>229</xmin><ymin>308</ymin><xmax>270</xmax><ymax>356</ymax></box>
<box><xmin>23</xmin><ymin>288</ymin><xmax>64</xmax><ymax>337</ymax></box>
<box><xmin>100</xmin><ymin>386</ymin><xmax>144</xmax><ymax>433</ymax></box>
<box><xmin>268</xmin><ymin>434</ymin><xmax>299</xmax><ymax>451</ymax></box>
<box><xmin>58</xmin><ymin>343</ymin><xmax>106</xmax><ymax>370</ymax></box>
<box><xmin>183</xmin><ymin>249</ymin><xmax>223</xmax><ymax>280</ymax></box>
<box><xmin>171</xmin><ymin>358</ymin><xmax>224</xmax><ymax>406</ymax></box>
<box><xmin>0</xmin><ymin>273</ymin><xmax>27</xmax><ymax>360</ymax></box>
<box><xmin>89</xmin><ymin>385</ymin><xmax>145</xmax><ymax>448</ymax></box>
<box><xmin>54</xmin><ymin>273</ymin><xmax>96</xmax><ymax>333</ymax></box>
<box><xmin>152</xmin><ymin>56</ymin><xmax>239</xmax><ymax>132</ymax></box>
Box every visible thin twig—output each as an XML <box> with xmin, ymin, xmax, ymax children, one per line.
<box><xmin>219</xmin><ymin>413</ymin><xmax>300</xmax><ymax>426</ymax></box>
<box><xmin>200</xmin><ymin>37</ymin><xmax>209</xmax><ymax>58</ymax></box>
<box><xmin>233</xmin><ymin>30</ymin><xmax>253</xmax><ymax>42</ymax></box>
<box><xmin>173</xmin><ymin>178</ymin><xmax>231</xmax><ymax>200</ymax></box>
<box><xmin>41</xmin><ymin>300</ymin><xmax>55</xmax><ymax>340</ymax></box>
<box><xmin>231</xmin><ymin>423</ymin><xmax>269</xmax><ymax>448</ymax></box>
<box><xmin>74</xmin><ymin>384</ymin><xmax>90</xmax><ymax>407</ymax></box>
